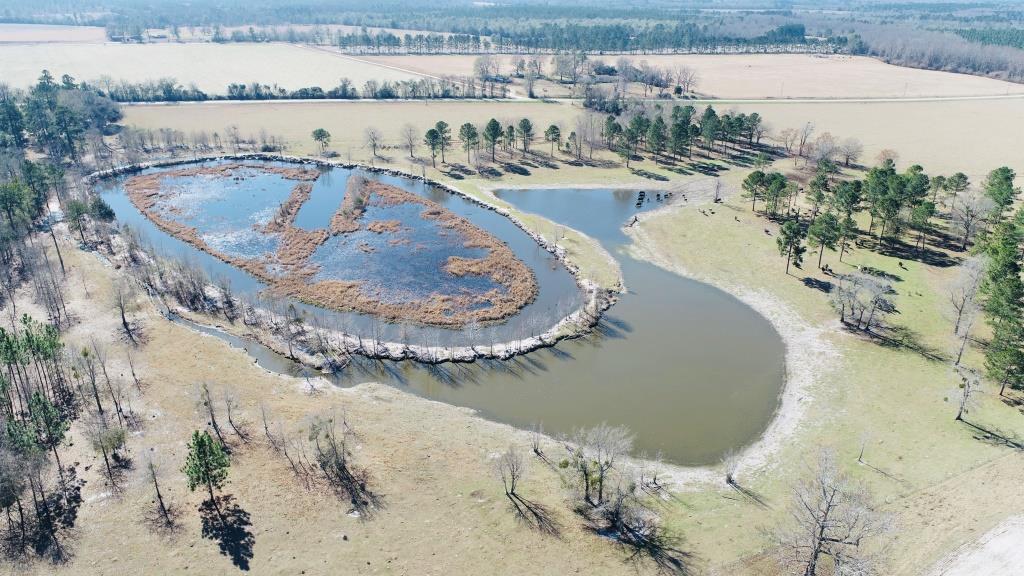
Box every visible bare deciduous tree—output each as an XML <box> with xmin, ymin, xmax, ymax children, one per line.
<box><xmin>144</xmin><ymin>456</ymin><xmax>178</xmax><ymax>531</ymax></box>
<box><xmin>114</xmin><ymin>281</ymin><xmax>142</xmax><ymax>344</ymax></box>
<box><xmin>223</xmin><ymin>388</ymin><xmax>250</xmax><ymax>442</ymax></box>
<box><xmin>401</xmin><ymin>123</ymin><xmax>418</xmax><ymax>159</ymax></box>
<box><xmin>831</xmin><ymin>273</ymin><xmax>896</xmax><ymax>333</ymax></box>
<box><xmin>778</xmin><ymin>128</ymin><xmax>798</xmax><ymax>154</ymax></box>
<box><xmin>722</xmin><ymin>449</ymin><xmax>740</xmax><ymax>486</ymax></box>
<box><xmin>875</xmin><ymin>148</ymin><xmax>899</xmax><ymax>167</ymax></box>
<box><xmin>198</xmin><ymin>382</ymin><xmax>228</xmax><ymax>448</ymax></box>
<box><xmin>771</xmin><ymin>450</ymin><xmax>892</xmax><ymax>576</ymax></box>
<box><xmin>364</xmin><ymin>127</ymin><xmax>383</xmax><ymax>158</ymax></box>
<box><xmin>797</xmin><ymin>122</ymin><xmax>815</xmax><ymax>158</ymax></box>
<box><xmin>951</xmin><ymin>192</ymin><xmax>995</xmax><ymax>251</ymax></box>
<box><xmin>494</xmin><ymin>446</ymin><xmax>526</xmax><ymax>497</ymax></box>
<box><xmin>949</xmin><ymin>255</ymin><xmax>987</xmax><ymax>364</ymax></box>
<box><xmin>838</xmin><ymin>137</ymin><xmax>864</xmax><ymax>167</ymax></box>
<box><xmin>953</xmin><ymin>365</ymin><xmax>982</xmax><ymax>422</ymax></box>
<box><xmin>565</xmin><ymin>423</ymin><xmax>633</xmax><ymax>506</ymax></box>
<box><xmin>676</xmin><ymin>65</ymin><xmax>699</xmax><ymax>94</ymax></box>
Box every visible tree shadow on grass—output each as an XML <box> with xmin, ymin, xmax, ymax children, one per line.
<box><xmin>199</xmin><ymin>495</ymin><xmax>254</xmax><ymax>571</ymax></box>
<box><xmin>801</xmin><ymin>277</ymin><xmax>833</xmax><ymax>293</ymax></box>
<box><xmin>691</xmin><ymin>162</ymin><xmax>726</xmax><ymax>177</ymax></box>
<box><xmin>478</xmin><ymin>166</ymin><xmax>503</xmax><ymax>179</ymax></box>
<box><xmin>961</xmin><ymin>420</ymin><xmax>1024</xmax><ymax>450</ymax></box>
<box><xmin>503</xmin><ymin>163</ymin><xmax>531</xmax><ymax>176</ymax></box>
<box><xmin>507</xmin><ymin>493</ymin><xmax>562</xmax><ymax>538</ymax></box>
<box><xmin>589</xmin><ymin>521</ymin><xmax>697</xmax><ymax>576</ymax></box>
<box><xmin>629</xmin><ymin>168</ymin><xmax>669</xmax><ymax>182</ymax></box>
<box><xmin>869</xmin><ymin>324</ymin><xmax>947</xmax><ymax>362</ymax></box>
<box><xmin>726</xmin><ymin>481</ymin><xmax>770</xmax><ymax>509</ymax></box>
<box><xmin>12</xmin><ymin>468</ymin><xmax>86</xmax><ymax>565</ymax></box>
<box><xmin>876</xmin><ymin>238</ymin><xmax>959</xmax><ymax>268</ymax></box>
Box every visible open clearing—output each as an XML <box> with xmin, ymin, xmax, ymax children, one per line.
<box><xmin>722</xmin><ymin>97</ymin><xmax>1024</xmax><ymax>180</ymax></box>
<box><xmin>17</xmin><ymin>245</ymin><xmax>634</xmax><ymax>576</ymax></box>
<box><xmin>123</xmin><ymin>96</ymin><xmax>1024</xmax><ymax>180</ymax></box>
<box><xmin>0</xmin><ymin>42</ymin><xmax>425</xmax><ymax>92</ymax></box>
<box><xmin>0</xmin><ymin>23</ymin><xmax>107</xmax><ymax>43</ymax></box>
<box><xmin>124</xmin><ymin>99</ymin><xmax>570</xmax><ymax>156</ymax></box>
<box><xmin>358</xmin><ymin>53</ymin><xmax>1024</xmax><ymax>99</ymax></box>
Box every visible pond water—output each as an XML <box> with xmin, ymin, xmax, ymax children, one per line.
<box><xmin>99</xmin><ymin>162</ymin><xmax>786</xmax><ymax>465</ymax></box>
<box><xmin>99</xmin><ymin>161</ymin><xmax>583</xmax><ymax>344</ymax></box>
<box><xmin>308</xmin><ymin>200</ymin><xmax>499</xmax><ymax>304</ymax></box>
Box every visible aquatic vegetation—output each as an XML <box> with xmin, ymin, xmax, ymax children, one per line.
<box><xmin>124</xmin><ymin>161</ymin><xmax>538</xmax><ymax>326</ymax></box>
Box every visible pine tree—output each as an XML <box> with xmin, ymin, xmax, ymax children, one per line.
<box><xmin>182</xmin><ymin>430</ymin><xmax>230</xmax><ymax>503</ymax></box>
<box><xmin>777</xmin><ymin>220</ymin><xmax>806</xmax><ymax>274</ymax></box>
<box><xmin>482</xmin><ymin>118</ymin><xmax>502</xmax><ymax>162</ymax></box>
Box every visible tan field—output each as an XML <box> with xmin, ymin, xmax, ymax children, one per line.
<box><xmin>723</xmin><ymin>97</ymin><xmax>1024</xmax><ymax>181</ymax></box>
<box><xmin>359</xmin><ymin>53</ymin><xmax>1024</xmax><ymax>99</ymax></box>
<box><xmin>125</xmin><ymin>99</ymin><xmax>576</xmax><ymax>156</ymax></box>
<box><xmin>0</xmin><ymin>23</ymin><xmax>107</xmax><ymax>43</ymax></box>
<box><xmin>123</xmin><ymin>96</ymin><xmax>1024</xmax><ymax>181</ymax></box>
<box><xmin>0</xmin><ymin>42</ymin><xmax>425</xmax><ymax>92</ymax></box>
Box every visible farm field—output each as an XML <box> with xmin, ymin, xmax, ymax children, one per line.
<box><xmin>724</xmin><ymin>97</ymin><xmax>1024</xmax><ymax>180</ymax></box>
<box><xmin>0</xmin><ymin>23</ymin><xmax>107</xmax><ymax>43</ymax></box>
<box><xmin>124</xmin><ymin>99</ymin><xmax>571</xmax><ymax>156</ymax></box>
<box><xmin>123</xmin><ymin>96</ymin><xmax>1024</xmax><ymax>180</ymax></box>
<box><xmin>358</xmin><ymin>53</ymin><xmax>1024</xmax><ymax>99</ymax></box>
<box><xmin>0</xmin><ymin>42</ymin><xmax>425</xmax><ymax>92</ymax></box>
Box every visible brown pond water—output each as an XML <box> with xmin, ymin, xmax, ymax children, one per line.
<box><xmin>144</xmin><ymin>179</ymin><xmax>786</xmax><ymax>466</ymax></box>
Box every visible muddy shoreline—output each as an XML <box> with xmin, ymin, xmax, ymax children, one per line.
<box><xmin>87</xmin><ymin>153</ymin><xmax>614</xmax><ymax>365</ymax></box>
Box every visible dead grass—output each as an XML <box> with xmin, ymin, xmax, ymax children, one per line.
<box><xmin>0</xmin><ymin>42</ymin><xmax>425</xmax><ymax>92</ymax></box>
<box><xmin>359</xmin><ymin>53</ymin><xmax>1024</xmax><ymax>99</ymax></box>
<box><xmin>0</xmin><ymin>23</ymin><xmax>106</xmax><ymax>43</ymax></box>
<box><xmin>15</xmin><ymin>240</ymin><xmax>640</xmax><ymax>576</ymax></box>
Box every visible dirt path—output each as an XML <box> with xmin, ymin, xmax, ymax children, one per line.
<box><xmin>926</xmin><ymin>516</ymin><xmax>1024</xmax><ymax>576</ymax></box>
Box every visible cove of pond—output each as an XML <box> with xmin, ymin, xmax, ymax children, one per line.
<box><xmin>98</xmin><ymin>161</ymin><xmax>785</xmax><ymax>465</ymax></box>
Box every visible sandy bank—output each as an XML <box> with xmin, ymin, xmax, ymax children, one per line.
<box><xmin>622</xmin><ymin>189</ymin><xmax>840</xmax><ymax>484</ymax></box>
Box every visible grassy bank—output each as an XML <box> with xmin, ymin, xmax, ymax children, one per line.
<box><xmin>626</xmin><ymin>185</ymin><xmax>1024</xmax><ymax>573</ymax></box>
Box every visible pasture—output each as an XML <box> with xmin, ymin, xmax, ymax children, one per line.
<box><xmin>0</xmin><ymin>42</ymin><xmax>425</xmax><ymax>92</ymax></box>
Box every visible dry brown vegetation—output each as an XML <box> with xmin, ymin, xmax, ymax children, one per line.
<box><xmin>0</xmin><ymin>42</ymin><xmax>425</xmax><ymax>91</ymax></box>
<box><xmin>123</xmin><ymin>163</ymin><xmax>538</xmax><ymax>327</ymax></box>
<box><xmin>358</xmin><ymin>53</ymin><xmax>1024</xmax><ymax>99</ymax></box>
<box><xmin>12</xmin><ymin>243</ymin><xmax>634</xmax><ymax>576</ymax></box>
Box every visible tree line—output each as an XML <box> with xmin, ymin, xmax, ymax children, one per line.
<box><xmin>82</xmin><ymin>74</ymin><xmax>501</xmax><ymax>103</ymax></box>
<box><xmin>1</xmin><ymin>70</ymin><xmax>129</xmax><ymax>563</ymax></box>
<box><xmin>737</xmin><ymin>128</ymin><xmax>1023</xmax><ymax>402</ymax></box>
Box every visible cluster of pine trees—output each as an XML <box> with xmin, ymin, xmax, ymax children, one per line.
<box><xmin>1</xmin><ymin>70</ymin><xmax>128</xmax><ymax>563</ymax></box>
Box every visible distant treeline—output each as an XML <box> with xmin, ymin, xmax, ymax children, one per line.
<box><xmin>850</xmin><ymin>26</ymin><xmax>1024</xmax><ymax>83</ymax></box>
<box><xmin>83</xmin><ymin>76</ymin><xmax>506</xmax><ymax>102</ymax></box>
<box><xmin>199</xmin><ymin>22</ymin><xmax>823</xmax><ymax>54</ymax></box>
<box><xmin>956</xmin><ymin>28</ymin><xmax>1024</xmax><ymax>50</ymax></box>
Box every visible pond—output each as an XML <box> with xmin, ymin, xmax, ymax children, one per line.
<box><xmin>98</xmin><ymin>161</ymin><xmax>786</xmax><ymax>465</ymax></box>
<box><xmin>99</xmin><ymin>160</ymin><xmax>584</xmax><ymax>345</ymax></box>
